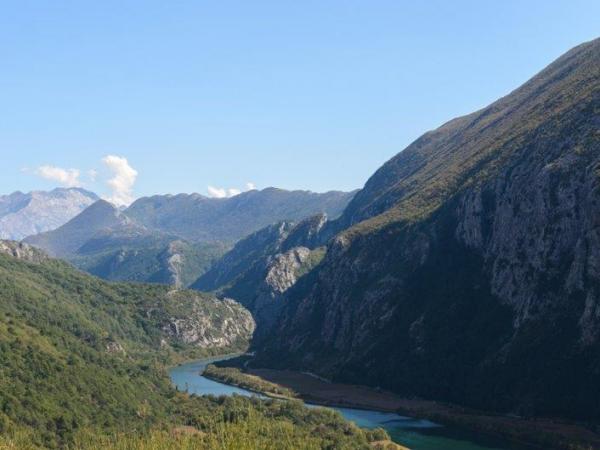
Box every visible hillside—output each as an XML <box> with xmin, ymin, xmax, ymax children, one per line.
<box><xmin>73</xmin><ymin>238</ymin><xmax>229</xmax><ymax>288</ymax></box>
<box><xmin>0</xmin><ymin>241</ymin><xmax>254</xmax><ymax>445</ymax></box>
<box><xmin>254</xmin><ymin>38</ymin><xmax>600</xmax><ymax>421</ymax></box>
<box><xmin>0</xmin><ymin>188</ymin><xmax>98</xmax><ymax>240</ymax></box>
<box><xmin>0</xmin><ymin>241</ymin><xmax>388</xmax><ymax>449</ymax></box>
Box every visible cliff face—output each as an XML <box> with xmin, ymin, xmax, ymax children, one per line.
<box><xmin>161</xmin><ymin>294</ymin><xmax>255</xmax><ymax>349</ymax></box>
<box><xmin>255</xmin><ymin>39</ymin><xmax>600</xmax><ymax>420</ymax></box>
<box><xmin>193</xmin><ymin>216</ymin><xmax>328</xmax><ymax>335</ymax></box>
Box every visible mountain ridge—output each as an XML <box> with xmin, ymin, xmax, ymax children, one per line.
<box><xmin>23</xmin><ymin>187</ymin><xmax>354</xmax><ymax>288</ymax></box>
<box><xmin>125</xmin><ymin>187</ymin><xmax>357</xmax><ymax>242</ymax></box>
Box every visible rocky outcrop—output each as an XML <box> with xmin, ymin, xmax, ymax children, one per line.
<box><xmin>280</xmin><ymin>213</ymin><xmax>328</xmax><ymax>251</ymax></box>
<box><xmin>0</xmin><ymin>188</ymin><xmax>98</xmax><ymax>240</ymax></box>
<box><xmin>252</xmin><ymin>246</ymin><xmax>312</xmax><ymax>331</ymax></box>
<box><xmin>193</xmin><ymin>216</ymin><xmax>329</xmax><ymax>334</ymax></box>
<box><xmin>193</xmin><ymin>221</ymin><xmax>294</xmax><ymax>293</ymax></box>
<box><xmin>0</xmin><ymin>240</ymin><xmax>48</xmax><ymax>263</ymax></box>
<box><xmin>256</xmin><ymin>38</ymin><xmax>600</xmax><ymax>421</ymax></box>
<box><xmin>263</xmin><ymin>247</ymin><xmax>312</xmax><ymax>294</ymax></box>
<box><xmin>161</xmin><ymin>295</ymin><xmax>255</xmax><ymax>349</ymax></box>
<box><xmin>163</xmin><ymin>241</ymin><xmax>187</xmax><ymax>288</ymax></box>
<box><xmin>105</xmin><ymin>341</ymin><xmax>126</xmax><ymax>355</ymax></box>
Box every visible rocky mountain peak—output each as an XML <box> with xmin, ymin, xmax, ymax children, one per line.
<box><xmin>0</xmin><ymin>188</ymin><xmax>98</xmax><ymax>240</ymax></box>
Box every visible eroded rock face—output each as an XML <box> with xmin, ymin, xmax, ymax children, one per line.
<box><xmin>162</xmin><ymin>296</ymin><xmax>255</xmax><ymax>349</ymax></box>
<box><xmin>193</xmin><ymin>221</ymin><xmax>294</xmax><ymax>292</ymax></box>
<box><xmin>193</xmin><ymin>216</ymin><xmax>328</xmax><ymax>335</ymax></box>
<box><xmin>252</xmin><ymin>246</ymin><xmax>312</xmax><ymax>331</ymax></box>
<box><xmin>264</xmin><ymin>247</ymin><xmax>312</xmax><ymax>294</ymax></box>
<box><xmin>164</xmin><ymin>241</ymin><xmax>186</xmax><ymax>288</ymax></box>
<box><xmin>0</xmin><ymin>240</ymin><xmax>48</xmax><ymax>263</ymax></box>
<box><xmin>455</xmin><ymin>148</ymin><xmax>600</xmax><ymax>336</ymax></box>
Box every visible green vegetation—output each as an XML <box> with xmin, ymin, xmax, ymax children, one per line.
<box><xmin>295</xmin><ymin>246</ymin><xmax>326</xmax><ymax>279</ymax></box>
<box><xmin>0</xmin><ymin>251</ymin><xmax>240</xmax><ymax>447</ymax></box>
<box><xmin>0</xmin><ymin>396</ymin><xmax>388</xmax><ymax>449</ymax></box>
<box><xmin>0</xmin><ymin>250</ymin><xmax>390</xmax><ymax>449</ymax></box>
<box><xmin>72</xmin><ymin>239</ymin><xmax>229</xmax><ymax>287</ymax></box>
<box><xmin>203</xmin><ymin>365</ymin><xmax>297</xmax><ymax>399</ymax></box>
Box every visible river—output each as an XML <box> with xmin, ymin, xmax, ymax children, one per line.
<box><xmin>170</xmin><ymin>356</ymin><xmax>531</xmax><ymax>450</ymax></box>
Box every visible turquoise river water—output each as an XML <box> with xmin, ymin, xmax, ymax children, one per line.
<box><xmin>169</xmin><ymin>357</ymin><xmax>532</xmax><ymax>450</ymax></box>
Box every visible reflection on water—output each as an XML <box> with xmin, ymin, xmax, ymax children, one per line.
<box><xmin>170</xmin><ymin>357</ymin><xmax>527</xmax><ymax>450</ymax></box>
<box><xmin>170</xmin><ymin>357</ymin><xmax>263</xmax><ymax>398</ymax></box>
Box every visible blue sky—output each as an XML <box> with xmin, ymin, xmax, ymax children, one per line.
<box><xmin>1</xmin><ymin>1</ymin><xmax>599</xmax><ymax>204</ymax></box>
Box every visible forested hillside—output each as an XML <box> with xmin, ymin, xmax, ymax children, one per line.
<box><xmin>0</xmin><ymin>241</ymin><xmax>386</xmax><ymax>449</ymax></box>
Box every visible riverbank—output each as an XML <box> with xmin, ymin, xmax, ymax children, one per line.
<box><xmin>202</xmin><ymin>364</ymin><xmax>296</xmax><ymax>400</ymax></box>
<box><xmin>206</xmin><ymin>363</ymin><xmax>600</xmax><ymax>450</ymax></box>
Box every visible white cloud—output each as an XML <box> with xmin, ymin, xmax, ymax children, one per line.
<box><xmin>207</xmin><ymin>186</ymin><xmax>227</xmax><ymax>198</ymax></box>
<box><xmin>102</xmin><ymin>155</ymin><xmax>138</xmax><ymax>206</ymax></box>
<box><xmin>207</xmin><ymin>182</ymin><xmax>257</xmax><ymax>199</ymax></box>
<box><xmin>34</xmin><ymin>165</ymin><xmax>81</xmax><ymax>187</ymax></box>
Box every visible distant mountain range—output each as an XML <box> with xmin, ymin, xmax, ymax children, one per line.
<box><xmin>23</xmin><ymin>188</ymin><xmax>355</xmax><ymax>286</ymax></box>
<box><xmin>0</xmin><ymin>188</ymin><xmax>98</xmax><ymax>240</ymax></box>
<box><xmin>125</xmin><ymin>187</ymin><xmax>356</xmax><ymax>242</ymax></box>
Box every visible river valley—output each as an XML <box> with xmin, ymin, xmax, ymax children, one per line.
<box><xmin>170</xmin><ymin>356</ymin><xmax>533</xmax><ymax>450</ymax></box>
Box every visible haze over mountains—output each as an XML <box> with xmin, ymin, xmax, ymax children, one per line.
<box><xmin>21</xmin><ymin>187</ymin><xmax>355</xmax><ymax>287</ymax></box>
<box><xmin>0</xmin><ymin>188</ymin><xmax>98</xmax><ymax>240</ymax></box>
<box><xmin>125</xmin><ymin>188</ymin><xmax>356</xmax><ymax>242</ymax></box>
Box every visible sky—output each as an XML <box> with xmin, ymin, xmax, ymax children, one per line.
<box><xmin>1</xmin><ymin>1</ymin><xmax>599</xmax><ymax>205</ymax></box>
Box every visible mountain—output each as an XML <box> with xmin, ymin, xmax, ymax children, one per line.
<box><xmin>24</xmin><ymin>188</ymin><xmax>354</xmax><ymax>287</ymax></box>
<box><xmin>0</xmin><ymin>188</ymin><xmax>98</xmax><ymax>240</ymax></box>
<box><xmin>24</xmin><ymin>200</ymin><xmax>228</xmax><ymax>287</ymax></box>
<box><xmin>24</xmin><ymin>199</ymin><xmax>131</xmax><ymax>257</ymax></box>
<box><xmin>252</xmin><ymin>38</ymin><xmax>600</xmax><ymax>421</ymax></box>
<box><xmin>125</xmin><ymin>187</ymin><xmax>357</xmax><ymax>242</ymax></box>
